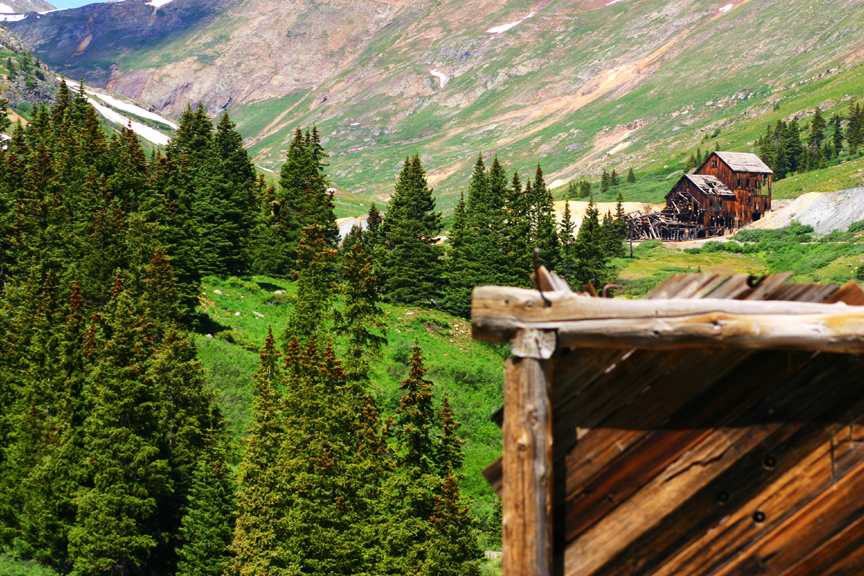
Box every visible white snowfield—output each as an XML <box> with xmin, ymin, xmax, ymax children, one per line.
<box><xmin>719</xmin><ymin>3</ymin><xmax>733</xmax><ymax>12</ymax></box>
<box><xmin>430</xmin><ymin>69</ymin><xmax>448</xmax><ymax>88</ymax></box>
<box><xmin>0</xmin><ymin>4</ymin><xmax>14</xmax><ymax>13</ymax></box>
<box><xmin>487</xmin><ymin>10</ymin><xmax>535</xmax><ymax>34</ymax></box>
<box><xmin>606</xmin><ymin>0</ymin><xmax>627</xmax><ymax>5</ymax></box>
<box><xmin>63</xmin><ymin>78</ymin><xmax>175</xmax><ymax>146</ymax></box>
<box><xmin>147</xmin><ymin>0</ymin><xmax>174</xmax><ymax>7</ymax></box>
<box><xmin>0</xmin><ymin>14</ymin><xmax>24</xmax><ymax>21</ymax></box>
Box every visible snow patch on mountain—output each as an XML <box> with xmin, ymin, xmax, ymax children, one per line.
<box><xmin>0</xmin><ymin>14</ymin><xmax>24</xmax><ymax>21</ymax></box>
<box><xmin>64</xmin><ymin>78</ymin><xmax>174</xmax><ymax>145</ymax></box>
<box><xmin>147</xmin><ymin>0</ymin><xmax>174</xmax><ymax>7</ymax></box>
<box><xmin>430</xmin><ymin>69</ymin><xmax>448</xmax><ymax>88</ymax></box>
<box><xmin>0</xmin><ymin>4</ymin><xmax>14</xmax><ymax>13</ymax></box>
<box><xmin>719</xmin><ymin>4</ymin><xmax>733</xmax><ymax>12</ymax></box>
<box><xmin>487</xmin><ymin>11</ymin><xmax>535</xmax><ymax>34</ymax></box>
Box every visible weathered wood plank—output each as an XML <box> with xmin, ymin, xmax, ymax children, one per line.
<box><xmin>503</xmin><ymin>357</ymin><xmax>554</xmax><ymax>576</ymax></box>
<box><xmin>711</xmin><ymin>453</ymin><xmax>864</xmax><ymax>576</ymax></box>
<box><xmin>584</xmin><ymin>355</ymin><xmax>864</xmax><ymax>576</ymax></box>
<box><xmin>472</xmin><ymin>285</ymin><xmax>864</xmax><ymax>353</ymax></box>
<box><xmin>483</xmin><ymin>458</ymin><xmax>503</xmax><ymax>497</ymax></box>
<box><xmin>823</xmin><ymin>279</ymin><xmax>864</xmax><ymax>305</ymax></box>
<box><xmin>777</xmin><ymin>508</ymin><xmax>864</xmax><ymax>576</ymax></box>
<box><xmin>562</xmin><ymin>349</ymin><xmax>808</xmax><ymax>545</ymax></box>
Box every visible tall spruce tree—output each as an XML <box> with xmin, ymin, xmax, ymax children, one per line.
<box><xmin>573</xmin><ymin>195</ymin><xmax>611</xmax><ymax>289</ymax></box>
<box><xmin>283</xmin><ymin>225</ymin><xmax>338</xmax><ymax>341</ymax></box>
<box><xmin>381</xmin><ymin>154</ymin><xmax>443</xmax><ymax>305</ymax></box>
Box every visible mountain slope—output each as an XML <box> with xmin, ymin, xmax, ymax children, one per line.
<box><xmin>7</xmin><ymin>0</ymin><xmax>864</xmax><ymax>208</ymax></box>
<box><xmin>0</xmin><ymin>0</ymin><xmax>54</xmax><ymax>13</ymax></box>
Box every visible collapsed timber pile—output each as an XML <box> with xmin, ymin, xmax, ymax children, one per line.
<box><xmin>624</xmin><ymin>208</ymin><xmax>706</xmax><ymax>241</ymax></box>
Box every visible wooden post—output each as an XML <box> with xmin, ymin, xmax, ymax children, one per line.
<box><xmin>502</xmin><ymin>352</ymin><xmax>554</xmax><ymax>576</ymax></box>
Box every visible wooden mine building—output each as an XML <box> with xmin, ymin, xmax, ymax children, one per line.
<box><xmin>473</xmin><ymin>269</ymin><xmax>864</xmax><ymax>576</ymax></box>
<box><xmin>627</xmin><ymin>151</ymin><xmax>773</xmax><ymax>240</ymax></box>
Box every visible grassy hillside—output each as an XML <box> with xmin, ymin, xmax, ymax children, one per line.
<box><xmin>614</xmin><ymin>220</ymin><xmax>864</xmax><ymax>297</ymax></box>
<box><xmin>194</xmin><ymin>276</ymin><xmax>505</xmax><ymax>544</ymax></box>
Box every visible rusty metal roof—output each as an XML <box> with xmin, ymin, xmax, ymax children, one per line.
<box><xmin>713</xmin><ymin>151</ymin><xmax>774</xmax><ymax>174</ymax></box>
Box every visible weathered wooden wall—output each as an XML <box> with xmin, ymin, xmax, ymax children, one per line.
<box><xmin>481</xmin><ymin>274</ymin><xmax>864</xmax><ymax>576</ymax></box>
<box><xmin>696</xmin><ymin>153</ymin><xmax>772</xmax><ymax>225</ymax></box>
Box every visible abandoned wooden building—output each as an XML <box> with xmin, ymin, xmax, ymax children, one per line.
<box><xmin>473</xmin><ymin>269</ymin><xmax>864</xmax><ymax>576</ymax></box>
<box><xmin>626</xmin><ymin>151</ymin><xmax>773</xmax><ymax>241</ymax></box>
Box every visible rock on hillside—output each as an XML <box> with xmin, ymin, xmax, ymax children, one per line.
<box><xmin>7</xmin><ymin>0</ymin><xmax>864</xmax><ymax>204</ymax></box>
<box><xmin>0</xmin><ymin>0</ymin><xmax>55</xmax><ymax>13</ymax></box>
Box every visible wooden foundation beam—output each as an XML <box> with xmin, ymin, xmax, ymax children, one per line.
<box><xmin>503</xmin><ymin>355</ymin><xmax>554</xmax><ymax>576</ymax></box>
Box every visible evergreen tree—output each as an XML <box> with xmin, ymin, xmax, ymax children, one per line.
<box><xmin>441</xmin><ymin>192</ymin><xmax>484</xmax><ymax>318</ymax></box>
<box><xmin>334</xmin><ymin>242</ymin><xmax>387</xmax><ymax>384</ymax></box>
<box><xmin>67</xmin><ymin>282</ymin><xmax>167</xmax><ymax>575</ymax></box>
<box><xmin>600</xmin><ymin>169</ymin><xmax>611</xmax><ymax>193</ymax></box>
<box><xmin>626</xmin><ymin>167</ymin><xmax>636</xmax><ymax>183</ymax></box>
<box><xmin>557</xmin><ymin>201</ymin><xmax>578</xmax><ymax>284</ymax></box>
<box><xmin>848</xmin><ymin>102</ymin><xmax>863</xmax><ymax>154</ymax></box>
<box><xmin>380</xmin><ymin>155</ymin><xmax>443</xmax><ymax>305</ymax></box>
<box><xmin>601</xmin><ymin>192</ymin><xmax>627</xmax><ymax>259</ymax></box>
<box><xmin>573</xmin><ymin>195</ymin><xmax>611</xmax><ymax>289</ymax></box>
<box><xmin>283</xmin><ymin>225</ymin><xmax>337</xmax><ymax>341</ymax></box>
<box><xmin>610</xmin><ymin>169</ymin><xmax>619</xmax><ymax>187</ymax></box>
<box><xmin>527</xmin><ymin>164</ymin><xmax>559</xmax><ymax>271</ymax></box>
<box><xmin>503</xmin><ymin>171</ymin><xmax>532</xmax><ymax>287</ymax></box>
<box><xmin>578</xmin><ymin>180</ymin><xmax>591</xmax><ymax>198</ymax></box>
<box><xmin>229</xmin><ymin>330</ymin><xmax>295</xmax><ymax>575</ymax></box>
<box><xmin>566</xmin><ymin>180</ymin><xmax>578</xmax><ymax>200</ymax></box>
<box><xmin>831</xmin><ymin>114</ymin><xmax>844</xmax><ymax>157</ymax></box>
<box><xmin>176</xmin><ymin>424</ymin><xmax>237</xmax><ymax>576</ymax></box>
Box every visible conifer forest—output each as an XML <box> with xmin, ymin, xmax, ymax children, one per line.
<box><xmin>0</xmin><ymin>81</ymin><xmax>629</xmax><ymax>575</ymax></box>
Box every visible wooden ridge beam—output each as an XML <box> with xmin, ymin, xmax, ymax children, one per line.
<box><xmin>471</xmin><ymin>285</ymin><xmax>864</xmax><ymax>354</ymax></box>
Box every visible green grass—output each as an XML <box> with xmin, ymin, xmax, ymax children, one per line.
<box><xmin>194</xmin><ymin>275</ymin><xmax>504</xmax><ymax>536</ymax></box>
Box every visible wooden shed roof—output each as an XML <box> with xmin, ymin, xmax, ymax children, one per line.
<box><xmin>678</xmin><ymin>174</ymin><xmax>736</xmax><ymax>198</ymax></box>
<box><xmin>713</xmin><ymin>151</ymin><xmax>773</xmax><ymax>174</ymax></box>
<box><xmin>473</xmin><ymin>272</ymin><xmax>864</xmax><ymax>576</ymax></box>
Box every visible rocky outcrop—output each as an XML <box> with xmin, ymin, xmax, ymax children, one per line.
<box><xmin>0</xmin><ymin>26</ymin><xmax>59</xmax><ymax>109</ymax></box>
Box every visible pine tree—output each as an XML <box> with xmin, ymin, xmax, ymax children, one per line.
<box><xmin>848</xmin><ymin>102</ymin><xmax>863</xmax><ymax>154</ymax></box>
<box><xmin>383</xmin><ymin>343</ymin><xmax>442</xmax><ymax>573</ymax></box>
<box><xmin>782</xmin><ymin>120</ymin><xmax>805</xmax><ymax>173</ymax></box>
<box><xmin>600</xmin><ymin>169</ymin><xmax>611</xmax><ymax>193</ymax></box>
<box><xmin>67</xmin><ymin>282</ymin><xmax>168</xmax><ymax>575</ymax></box>
<box><xmin>557</xmin><ymin>201</ymin><xmax>578</xmax><ymax>284</ymax></box>
<box><xmin>610</xmin><ymin>169</ymin><xmax>619</xmax><ymax>187</ymax></box>
<box><xmin>334</xmin><ymin>242</ymin><xmax>387</xmax><ymax>384</ymax></box>
<box><xmin>626</xmin><ymin>168</ymin><xmax>636</xmax><ymax>183</ymax></box>
<box><xmin>283</xmin><ymin>225</ymin><xmax>337</xmax><ymax>341</ymax></box>
<box><xmin>831</xmin><ymin>114</ymin><xmax>844</xmax><ymax>157</ymax></box>
<box><xmin>503</xmin><ymin>171</ymin><xmax>532</xmax><ymax>287</ymax></box>
<box><xmin>230</xmin><ymin>329</ymin><xmax>296</xmax><ymax>575</ymax></box>
<box><xmin>527</xmin><ymin>164</ymin><xmax>559</xmax><ymax>271</ymax></box>
<box><xmin>176</xmin><ymin>423</ymin><xmax>237</xmax><ymax>576</ymax></box>
<box><xmin>436</xmin><ymin>393</ymin><xmax>465</xmax><ymax>475</ymax></box>
<box><xmin>573</xmin><ymin>195</ymin><xmax>611</xmax><ymax>289</ymax></box>
<box><xmin>380</xmin><ymin>154</ymin><xmax>443</xmax><ymax>305</ymax></box>
<box><xmin>578</xmin><ymin>180</ymin><xmax>591</xmax><ymax>198</ymax></box>
<box><xmin>441</xmin><ymin>192</ymin><xmax>483</xmax><ymax>318</ymax></box>
<box><xmin>601</xmin><ymin>192</ymin><xmax>627</xmax><ymax>259</ymax></box>
<box><xmin>566</xmin><ymin>180</ymin><xmax>578</xmax><ymax>200</ymax></box>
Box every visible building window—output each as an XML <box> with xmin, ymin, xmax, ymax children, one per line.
<box><xmin>711</xmin><ymin>159</ymin><xmax>718</xmax><ymax>168</ymax></box>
